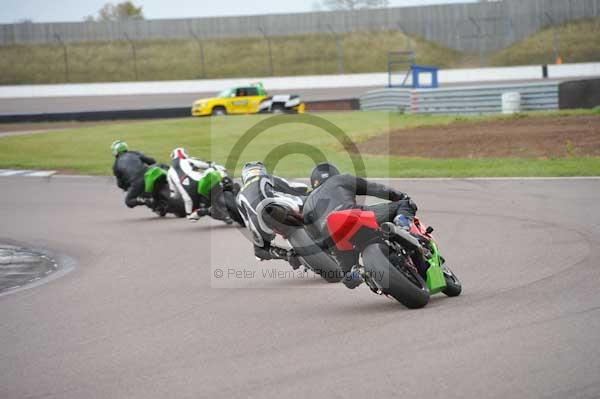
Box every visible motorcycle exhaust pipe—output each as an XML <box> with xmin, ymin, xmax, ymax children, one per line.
<box><xmin>380</xmin><ymin>222</ymin><xmax>422</xmax><ymax>251</ymax></box>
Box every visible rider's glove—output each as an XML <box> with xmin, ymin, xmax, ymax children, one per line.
<box><xmin>408</xmin><ymin>198</ymin><xmax>418</xmax><ymax>213</ymax></box>
<box><xmin>391</xmin><ymin>190</ymin><xmax>408</xmax><ymax>202</ymax></box>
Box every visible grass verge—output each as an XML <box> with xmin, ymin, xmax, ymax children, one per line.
<box><xmin>2</xmin><ymin>17</ymin><xmax>599</xmax><ymax>85</ymax></box>
<box><xmin>490</xmin><ymin>17</ymin><xmax>600</xmax><ymax>66</ymax></box>
<box><xmin>0</xmin><ymin>30</ymin><xmax>461</xmax><ymax>85</ymax></box>
<box><xmin>0</xmin><ymin>111</ymin><xmax>598</xmax><ymax>178</ymax></box>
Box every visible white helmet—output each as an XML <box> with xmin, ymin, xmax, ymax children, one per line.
<box><xmin>170</xmin><ymin>147</ymin><xmax>189</xmax><ymax>160</ymax></box>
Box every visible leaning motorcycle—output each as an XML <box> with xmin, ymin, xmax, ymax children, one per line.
<box><xmin>326</xmin><ymin>209</ymin><xmax>462</xmax><ymax>308</ymax></box>
<box><xmin>191</xmin><ymin>163</ymin><xmax>245</xmax><ymax>226</ymax></box>
<box><xmin>143</xmin><ymin>164</ymin><xmax>186</xmax><ymax>218</ymax></box>
<box><xmin>255</xmin><ymin>194</ymin><xmax>344</xmax><ymax>283</ymax></box>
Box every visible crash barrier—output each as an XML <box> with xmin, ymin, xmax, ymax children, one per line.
<box><xmin>305</xmin><ymin>98</ymin><xmax>360</xmax><ymax>112</ymax></box>
<box><xmin>0</xmin><ymin>99</ymin><xmax>360</xmax><ymax>123</ymax></box>
<box><xmin>359</xmin><ymin>89</ymin><xmax>412</xmax><ymax>113</ymax></box>
<box><xmin>0</xmin><ymin>107</ymin><xmax>191</xmax><ymax>124</ymax></box>
<box><xmin>1</xmin><ymin>63</ymin><xmax>599</xmax><ymax>99</ymax></box>
<box><xmin>559</xmin><ymin>78</ymin><xmax>600</xmax><ymax>109</ymax></box>
<box><xmin>360</xmin><ymin>82</ymin><xmax>559</xmax><ymax>115</ymax></box>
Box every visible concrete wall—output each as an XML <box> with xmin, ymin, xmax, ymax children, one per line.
<box><xmin>1</xmin><ymin>0</ymin><xmax>599</xmax><ymax>52</ymax></box>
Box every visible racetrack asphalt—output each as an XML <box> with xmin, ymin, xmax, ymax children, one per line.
<box><xmin>0</xmin><ymin>78</ymin><xmax>577</xmax><ymax>116</ymax></box>
<box><xmin>0</xmin><ymin>86</ymin><xmax>377</xmax><ymax>115</ymax></box>
<box><xmin>0</xmin><ymin>176</ymin><xmax>599</xmax><ymax>399</ymax></box>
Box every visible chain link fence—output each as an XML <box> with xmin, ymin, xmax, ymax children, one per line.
<box><xmin>0</xmin><ymin>0</ymin><xmax>599</xmax><ymax>84</ymax></box>
<box><xmin>1</xmin><ymin>0</ymin><xmax>599</xmax><ymax>50</ymax></box>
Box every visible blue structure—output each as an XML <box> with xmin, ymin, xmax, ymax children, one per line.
<box><xmin>388</xmin><ymin>51</ymin><xmax>439</xmax><ymax>89</ymax></box>
<box><xmin>409</xmin><ymin>65</ymin><xmax>439</xmax><ymax>89</ymax></box>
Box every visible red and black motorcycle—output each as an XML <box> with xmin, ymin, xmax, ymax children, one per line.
<box><xmin>326</xmin><ymin>209</ymin><xmax>462</xmax><ymax>308</ymax></box>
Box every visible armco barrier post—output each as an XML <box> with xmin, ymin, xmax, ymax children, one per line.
<box><xmin>123</xmin><ymin>33</ymin><xmax>138</xmax><ymax>81</ymax></box>
<box><xmin>54</xmin><ymin>33</ymin><xmax>69</xmax><ymax>83</ymax></box>
<box><xmin>258</xmin><ymin>27</ymin><xmax>274</xmax><ymax>77</ymax></box>
<box><xmin>327</xmin><ymin>24</ymin><xmax>344</xmax><ymax>75</ymax></box>
<box><xmin>410</xmin><ymin>90</ymin><xmax>418</xmax><ymax>114</ymax></box>
<box><xmin>189</xmin><ymin>28</ymin><xmax>206</xmax><ymax>79</ymax></box>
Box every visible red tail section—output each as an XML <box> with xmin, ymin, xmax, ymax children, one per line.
<box><xmin>326</xmin><ymin>209</ymin><xmax>379</xmax><ymax>251</ymax></box>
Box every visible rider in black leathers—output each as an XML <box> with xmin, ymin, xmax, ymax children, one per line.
<box><xmin>111</xmin><ymin>140</ymin><xmax>157</xmax><ymax>208</ymax></box>
<box><xmin>236</xmin><ymin>162</ymin><xmax>308</xmax><ymax>267</ymax></box>
<box><xmin>302</xmin><ymin>163</ymin><xmax>418</xmax><ymax>287</ymax></box>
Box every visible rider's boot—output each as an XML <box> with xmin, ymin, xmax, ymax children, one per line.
<box><xmin>136</xmin><ymin>197</ymin><xmax>154</xmax><ymax>208</ymax></box>
<box><xmin>209</xmin><ymin>205</ymin><xmax>233</xmax><ymax>225</ymax></box>
<box><xmin>268</xmin><ymin>246</ymin><xmax>302</xmax><ymax>270</ymax></box>
<box><xmin>342</xmin><ymin>265</ymin><xmax>363</xmax><ymax>289</ymax></box>
<box><xmin>254</xmin><ymin>245</ymin><xmax>273</xmax><ymax>261</ymax></box>
<box><xmin>188</xmin><ymin>206</ymin><xmax>209</xmax><ymax>221</ymax></box>
<box><xmin>284</xmin><ymin>250</ymin><xmax>302</xmax><ymax>270</ymax></box>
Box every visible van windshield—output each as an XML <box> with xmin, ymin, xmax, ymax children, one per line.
<box><xmin>217</xmin><ymin>88</ymin><xmax>235</xmax><ymax>98</ymax></box>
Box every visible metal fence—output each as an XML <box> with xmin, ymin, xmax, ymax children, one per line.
<box><xmin>360</xmin><ymin>82</ymin><xmax>559</xmax><ymax>114</ymax></box>
<box><xmin>1</xmin><ymin>0</ymin><xmax>599</xmax><ymax>53</ymax></box>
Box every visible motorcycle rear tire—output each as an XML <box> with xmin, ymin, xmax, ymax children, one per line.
<box><xmin>362</xmin><ymin>243</ymin><xmax>429</xmax><ymax>308</ymax></box>
<box><xmin>287</xmin><ymin>229</ymin><xmax>343</xmax><ymax>283</ymax></box>
<box><xmin>157</xmin><ymin>184</ymin><xmax>186</xmax><ymax>218</ymax></box>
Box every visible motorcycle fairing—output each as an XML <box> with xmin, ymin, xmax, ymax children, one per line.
<box><xmin>144</xmin><ymin>166</ymin><xmax>167</xmax><ymax>194</ymax></box>
<box><xmin>197</xmin><ymin>169</ymin><xmax>222</xmax><ymax>197</ymax></box>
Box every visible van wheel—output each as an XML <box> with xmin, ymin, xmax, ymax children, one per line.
<box><xmin>212</xmin><ymin>107</ymin><xmax>227</xmax><ymax>116</ymax></box>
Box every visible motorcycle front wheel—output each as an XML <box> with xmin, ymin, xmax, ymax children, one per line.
<box><xmin>442</xmin><ymin>265</ymin><xmax>462</xmax><ymax>297</ymax></box>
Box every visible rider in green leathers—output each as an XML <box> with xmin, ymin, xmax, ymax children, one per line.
<box><xmin>111</xmin><ymin>140</ymin><xmax>156</xmax><ymax>208</ymax></box>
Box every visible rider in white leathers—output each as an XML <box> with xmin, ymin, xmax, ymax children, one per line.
<box><xmin>167</xmin><ymin>147</ymin><xmax>231</xmax><ymax>223</ymax></box>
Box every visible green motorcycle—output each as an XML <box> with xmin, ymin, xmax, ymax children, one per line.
<box><xmin>143</xmin><ymin>164</ymin><xmax>186</xmax><ymax>218</ymax></box>
<box><xmin>326</xmin><ymin>210</ymin><xmax>462</xmax><ymax>308</ymax></box>
<box><xmin>171</xmin><ymin>163</ymin><xmax>245</xmax><ymax>226</ymax></box>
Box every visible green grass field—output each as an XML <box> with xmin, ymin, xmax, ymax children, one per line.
<box><xmin>491</xmin><ymin>18</ymin><xmax>600</xmax><ymax>66</ymax></box>
<box><xmin>0</xmin><ymin>30</ymin><xmax>461</xmax><ymax>85</ymax></box>
<box><xmin>1</xmin><ymin>111</ymin><xmax>598</xmax><ymax>178</ymax></box>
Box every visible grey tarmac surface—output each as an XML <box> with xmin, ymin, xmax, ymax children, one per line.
<box><xmin>0</xmin><ymin>176</ymin><xmax>599</xmax><ymax>399</ymax></box>
<box><xmin>0</xmin><ymin>86</ymin><xmax>379</xmax><ymax>115</ymax></box>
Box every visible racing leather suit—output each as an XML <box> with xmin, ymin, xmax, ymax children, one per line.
<box><xmin>236</xmin><ymin>175</ymin><xmax>307</xmax><ymax>262</ymax></box>
<box><xmin>112</xmin><ymin>151</ymin><xmax>156</xmax><ymax>208</ymax></box>
<box><xmin>167</xmin><ymin>157</ymin><xmax>212</xmax><ymax>216</ymax></box>
<box><xmin>302</xmin><ymin>174</ymin><xmax>416</xmax><ymax>272</ymax></box>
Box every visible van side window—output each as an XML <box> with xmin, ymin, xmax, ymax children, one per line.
<box><xmin>245</xmin><ymin>87</ymin><xmax>259</xmax><ymax>96</ymax></box>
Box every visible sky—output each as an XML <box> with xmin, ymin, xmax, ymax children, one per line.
<box><xmin>0</xmin><ymin>0</ymin><xmax>478</xmax><ymax>24</ymax></box>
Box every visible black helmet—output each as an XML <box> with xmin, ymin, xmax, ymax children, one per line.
<box><xmin>241</xmin><ymin>161</ymin><xmax>267</xmax><ymax>184</ymax></box>
<box><xmin>310</xmin><ymin>162</ymin><xmax>339</xmax><ymax>188</ymax></box>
